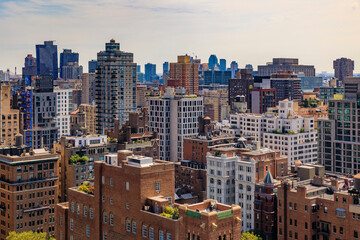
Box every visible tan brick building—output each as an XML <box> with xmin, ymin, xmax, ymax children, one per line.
<box><xmin>70</xmin><ymin>104</ymin><xmax>96</xmax><ymax>136</ymax></box>
<box><xmin>55</xmin><ymin>150</ymin><xmax>242</xmax><ymax>240</ymax></box>
<box><xmin>0</xmin><ymin>142</ymin><xmax>58</xmax><ymax>239</ymax></box>
<box><xmin>277</xmin><ymin>174</ymin><xmax>360</xmax><ymax>240</ymax></box>
<box><xmin>0</xmin><ymin>83</ymin><xmax>20</xmax><ymax>146</ymax></box>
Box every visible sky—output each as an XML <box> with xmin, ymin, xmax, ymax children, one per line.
<box><xmin>0</xmin><ymin>0</ymin><xmax>360</xmax><ymax>74</ymax></box>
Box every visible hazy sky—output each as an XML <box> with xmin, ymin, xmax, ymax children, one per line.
<box><xmin>0</xmin><ymin>0</ymin><xmax>360</xmax><ymax>74</ymax></box>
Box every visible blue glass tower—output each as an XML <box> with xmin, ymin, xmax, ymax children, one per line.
<box><xmin>60</xmin><ymin>49</ymin><xmax>79</xmax><ymax>78</ymax></box>
<box><xmin>36</xmin><ymin>41</ymin><xmax>58</xmax><ymax>80</ymax></box>
<box><xmin>163</xmin><ymin>62</ymin><xmax>169</xmax><ymax>73</ymax></box>
<box><xmin>219</xmin><ymin>59</ymin><xmax>226</xmax><ymax>71</ymax></box>
<box><xmin>208</xmin><ymin>54</ymin><xmax>219</xmax><ymax>70</ymax></box>
<box><xmin>88</xmin><ymin>60</ymin><xmax>97</xmax><ymax>73</ymax></box>
<box><xmin>145</xmin><ymin>63</ymin><xmax>156</xmax><ymax>82</ymax></box>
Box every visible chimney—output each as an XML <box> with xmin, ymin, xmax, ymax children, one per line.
<box><xmin>331</xmin><ymin>178</ymin><xmax>339</xmax><ymax>191</ymax></box>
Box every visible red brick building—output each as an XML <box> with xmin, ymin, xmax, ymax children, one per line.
<box><xmin>55</xmin><ymin>150</ymin><xmax>242</xmax><ymax>240</ymax></box>
<box><xmin>277</xmin><ymin>174</ymin><xmax>360</xmax><ymax>240</ymax></box>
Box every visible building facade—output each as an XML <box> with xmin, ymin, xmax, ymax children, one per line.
<box><xmin>55</xmin><ymin>88</ymin><xmax>73</xmax><ymax>138</ymax></box>
<box><xmin>70</xmin><ymin>104</ymin><xmax>96</xmax><ymax>136</ymax></box>
<box><xmin>249</xmin><ymin>88</ymin><xmax>276</xmax><ymax>114</ymax></box>
<box><xmin>333</xmin><ymin>57</ymin><xmax>354</xmax><ymax>83</ymax></box>
<box><xmin>228</xmin><ymin>68</ymin><xmax>254</xmax><ymax>110</ymax></box>
<box><xmin>167</xmin><ymin>55</ymin><xmax>199</xmax><ymax>95</ymax></box>
<box><xmin>60</xmin><ymin>49</ymin><xmax>79</xmax><ymax>79</ymax></box>
<box><xmin>55</xmin><ymin>150</ymin><xmax>242</xmax><ymax>240</ymax></box>
<box><xmin>95</xmin><ymin>39</ymin><xmax>137</xmax><ymax>133</ymax></box>
<box><xmin>36</xmin><ymin>41</ymin><xmax>58</xmax><ymax>80</ymax></box>
<box><xmin>148</xmin><ymin>88</ymin><xmax>203</xmax><ymax>162</ymax></box>
<box><xmin>258</xmin><ymin>58</ymin><xmax>315</xmax><ymax>77</ymax></box>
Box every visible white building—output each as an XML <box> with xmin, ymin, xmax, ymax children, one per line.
<box><xmin>230</xmin><ymin>100</ymin><xmax>317</xmax><ymax>166</ymax></box>
<box><xmin>55</xmin><ymin>88</ymin><xmax>73</xmax><ymax>137</ymax></box>
<box><xmin>148</xmin><ymin>88</ymin><xmax>203</xmax><ymax>162</ymax></box>
<box><xmin>206</xmin><ymin>150</ymin><xmax>256</xmax><ymax>232</ymax></box>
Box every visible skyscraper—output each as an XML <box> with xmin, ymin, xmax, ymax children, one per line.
<box><xmin>62</xmin><ymin>62</ymin><xmax>83</xmax><ymax>80</ymax></box>
<box><xmin>95</xmin><ymin>39</ymin><xmax>137</xmax><ymax>133</ymax></box>
<box><xmin>333</xmin><ymin>57</ymin><xmax>354</xmax><ymax>83</ymax></box>
<box><xmin>219</xmin><ymin>58</ymin><xmax>226</xmax><ymax>71</ymax></box>
<box><xmin>208</xmin><ymin>54</ymin><xmax>219</xmax><ymax>70</ymax></box>
<box><xmin>60</xmin><ymin>49</ymin><xmax>79</xmax><ymax>78</ymax></box>
<box><xmin>36</xmin><ymin>41</ymin><xmax>58</xmax><ymax>80</ymax></box>
<box><xmin>145</xmin><ymin>63</ymin><xmax>156</xmax><ymax>82</ymax></box>
<box><xmin>163</xmin><ymin>61</ymin><xmax>169</xmax><ymax>73</ymax></box>
<box><xmin>88</xmin><ymin>60</ymin><xmax>97</xmax><ymax>73</ymax></box>
<box><xmin>136</xmin><ymin>65</ymin><xmax>141</xmax><ymax>73</ymax></box>
<box><xmin>230</xmin><ymin>61</ymin><xmax>239</xmax><ymax>79</ymax></box>
<box><xmin>167</xmin><ymin>55</ymin><xmax>199</xmax><ymax>94</ymax></box>
<box><xmin>22</xmin><ymin>54</ymin><xmax>37</xmax><ymax>78</ymax></box>
<box><xmin>258</xmin><ymin>58</ymin><xmax>315</xmax><ymax>77</ymax></box>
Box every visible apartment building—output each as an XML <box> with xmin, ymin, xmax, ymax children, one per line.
<box><xmin>148</xmin><ymin>88</ymin><xmax>203</xmax><ymax>162</ymax></box>
<box><xmin>231</xmin><ymin>100</ymin><xmax>317</xmax><ymax>166</ymax></box>
<box><xmin>54</xmin><ymin>87</ymin><xmax>73</xmax><ymax>138</ymax></box>
<box><xmin>54</xmin><ymin>135</ymin><xmax>115</xmax><ymax>202</ymax></box>
<box><xmin>207</xmin><ymin>146</ymin><xmax>287</xmax><ymax>232</ymax></box>
<box><xmin>0</xmin><ymin>139</ymin><xmax>58</xmax><ymax>239</ymax></box>
<box><xmin>0</xmin><ymin>83</ymin><xmax>20</xmax><ymax>146</ymax></box>
<box><xmin>55</xmin><ymin>150</ymin><xmax>242</xmax><ymax>240</ymax></box>
<box><xmin>277</xmin><ymin>174</ymin><xmax>360</xmax><ymax>240</ymax></box>
<box><xmin>70</xmin><ymin>104</ymin><xmax>96</xmax><ymax>136</ymax></box>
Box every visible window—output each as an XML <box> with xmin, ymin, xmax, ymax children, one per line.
<box><xmin>71</xmin><ymin>202</ymin><xmax>74</xmax><ymax>212</ymax></box>
<box><xmin>132</xmin><ymin>221</ymin><xmax>136</xmax><ymax>234</ymax></box>
<box><xmin>149</xmin><ymin>227</ymin><xmax>154</xmax><ymax>240</ymax></box>
<box><xmin>142</xmin><ymin>225</ymin><xmax>148</xmax><ymax>237</ymax></box>
<box><xmin>110</xmin><ymin>178</ymin><xmax>113</xmax><ymax>186</ymax></box>
<box><xmin>77</xmin><ymin>204</ymin><xmax>80</xmax><ymax>214</ymax></box>
<box><xmin>103</xmin><ymin>231</ymin><xmax>107</xmax><ymax>240</ymax></box>
<box><xmin>355</xmin><ymin>231</ymin><xmax>359</xmax><ymax>238</ymax></box>
<box><xmin>126</xmin><ymin>220</ymin><xmax>131</xmax><ymax>232</ymax></box>
<box><xmin>86</xmin><ymin>225</ymin><xmax>90</xmax><ymax>237</ymax></box>
<box><xmin>126</xmin><ymin>182</ymin><xmax>129</xmax><ymax>191</ymax></box>
<box><xmin>159</xmin><ymin>230</ymin><xmax>164</xmax><ymax>240</ymax></box>
<box><xmin>84</xmin><ymin>206</ymin><xmax>87</xmax><ymax>217</ymax></box>
<box><xmin>166</xmin><ymin>233</ymin><xmax>171</xmax><ymax>240</ymax></box>
<box><xmin>89</xmin><ymin>208</ymin><xmax>93</xmax><ymax>219</ymax></box>
<box><xmin>340</xmin><ymin>227</ymin><xmax>343</xmax><ymax>234</ymax></box>
<box><xmin>336</xmin><ymin>208</ymin><xmax>346</xmax><ymax>218</ymax></box>
<box><xmin>102</xmin><ymin>176</ymin><xmax>105</xmax><ymax>184</ymax></box>
<box><xmin>110</xmin><ymin>214</ymin><xmax>114</xmax><ymax>226</ymax></box>
<box><xmin>70</xmin><ymin>218</ymin><xmax>73</xmax><ymax>231</ymax></box>
<box><xmin>103</xmin><ymin>212</ymin><xmax>107</xmax><ymax>223</ymax></box>
<box><xmin>155</xmin><ymin>182</ymin><xmax>160</xmax><ymax>192</ymax></box>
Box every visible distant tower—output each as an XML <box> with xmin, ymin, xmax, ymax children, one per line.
<box><xmin>88</xmin><ymin>60</ymin><xmax>97</xmax><ymax>73</ymax></box>
<box><xmin>145</xmin><ymin>63</ymin><xmax>156</xmax><ymax>82</ymax></box>
<box><xmin>333</xmin><ymin>58</ymin><xmax>354</xmax><ymax>83</ymax></box>
<box><xmin>95</xmin><ymin>39</ymin><xmax>137</xmax><ymax>133</ymax></box>
<box><xmin>219</xmin><ymin>59</ymin><xmax>226</xmax><ymax>71</ymax></box>
<box><xmin>208</xmin><ymin>55</ymin><xmax>219</xmax><ymax>70</ymax></box>
<box><xmin>36</xmin><ymin>41</ymin><xmax>58</xmax><ymax>80</ymax></box>
<box><xmin>230</xmin><ymin>61</ymin><xmax>238</xmax><ymax>79</ymax></box>
<box><xmin>60</xmin><ymin>49</ymin><xmax>79</xmax><ymax>78</ymax></box>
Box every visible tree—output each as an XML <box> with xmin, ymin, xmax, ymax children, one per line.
<box><xmin>241</xmin><ymin>231</ymin><xmax>262</xmax><ymax>240</ymax></box>
<box><xmin>6</xmin><ymin>231</ymin><xmax>55</xmax><ymax>240</ymax></box>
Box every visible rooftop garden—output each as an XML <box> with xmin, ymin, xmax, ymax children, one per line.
<box><xmin>77</xmin><ymin>182</ymin><xmax>94</xmax><ymax>195</ymax></box>
<box><xmin>160</xmin><ymin>206</ymin><xmax>179</xmax><ymax>219</ymax></box>
<box><xmin>272</xmin><ymin>128</ymin><xmax>304</xmax><ymax>135</ymax></box>
<box><xmin>69</xmin><ymin>154</ymin><xmax>88</xmax><ymax>164</ymax></box>
<box><xmin>301</xmin><ymin>98</ymin><xmax>321</xmax><ymax>108</ymax></box>
<box><xmin>107</xmin><ymin>137</ymin><xmax>118</xmax><ymax>143</ymax></box>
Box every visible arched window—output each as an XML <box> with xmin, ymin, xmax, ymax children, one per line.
<box><xmin>238</xmin><ymin>184</ymin><xmax>243</xmax><ymax>190</ymax></box>
<box><xmin>217</xmin><ymin>180</ymin><xmax>222</xmax><ymax>186</ymax></box>
<box><xmin>103</xmin><ymin>212</ymin><xmax>107</xmax><ymax>223</ymax></box>
<box><xmin>246</xmin><ymin>185</ymin><xmax>251</xmax><ymax>191</ymax></box>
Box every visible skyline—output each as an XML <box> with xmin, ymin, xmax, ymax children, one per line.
<box><xmin>0</xmin><ymin>0</ymin><xmax>360</xmax><ymax>73</ymax></box>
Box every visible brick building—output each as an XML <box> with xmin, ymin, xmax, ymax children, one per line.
<box><xmin>54</xmin><ymin>135</ymin><xmax>116</xmax><ymax>202</ymax></box>
<box><xmin>254</xmin><ymin>171</ymin><xmax>279</xmax><ymax>240</ymax></box>
<box><xmin>0</xmin><ymin>138</ymin><xmax>58</xmax><ymax>239</ymax></box>
<box><xmin>228</xmin><ymin>69</ymin><xmax>254</xmax><ymax>110</ymax></box>
<box><xmin>106</xmin><ymin>108</ymin><xmax>159</xmax><ymax>158</ymax></box>
<box><xmin>70</xmin><ymin>104</ymin><xmax>96</xmax><ymax>136</ymax></box>
<box><xmin>277</xmin><ymin>174</ymin><xmax>360</xmax><ymax>240</ymax></box>
<box><xmin>55</xmin><ymin>150</ymin><xmax>242</xmax><ymax>240</ymax></box>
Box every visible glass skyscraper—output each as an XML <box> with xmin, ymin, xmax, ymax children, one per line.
<box><xmin>36</xmin><ymin>41</ymin><xmax>58</xmax><ymax>80</ymax></box>
<box><xmin>60</xmin><ymin>49</ymin><xmax>79</xmax><ymax>78</ymax></box>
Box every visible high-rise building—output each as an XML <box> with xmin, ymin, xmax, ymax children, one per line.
<box><xmin>0</xmin><ymin>83</ymin><xmax>20</xmax><ymax>146</ymax></box>
<box><xmin>231</xmin><ymin>100</ymin><xmax>317</xmax><ymax>166</ymax></box>
<box><xmin>203</xmin><ymin>88</ymin><xmax>229</xmax><ymax>121</ymax></box>
<box><xmin>17</xmin><ymin>75</ymin><xmax>58</xmax><ymax>149</ymax></box>
<box><xmin>258</xmin><ymin>58</ymin><xmax>315</xmax><ymax>77</ymax></box>
<box><xmin>145</xmin><ymin>63</ymin><xmax>156</xmax><ymax>82</ymax></box>
<box><xmin>163</xmin><ymin>61</ymin><xmax>169</xmax><ymax>73</ymax></box>
<box><xmin>249</xmin><ymin>88</ymin><xmax>276</xmax><ymax>114</ymax></box>
<box><xmin>0</xmin><ymin>142</ymin><xmax>59</xmax><ymax>238</ymax></box>
<box><xmin>61</xmin><ymin>62</ymin><xmax>83</xmax><ymax>80</ymax></box>
<box><xmin>203</xmin><ymin>70</ymin><xmax>232</xmax><ymax>85</ymax></box>
<box><xmin>208</xmin><ymin>54</ymin><xmax>219</xmax><ymax>70</ymax></box>
<box><xmin>36</xmin><ymin>41</ymin><xmax>58</xmax><ymax>80</ymax></box>
<box><xmin>95</xmin><ymin>39</ymin><xmax>137</xmax><ymax>133</ymax></box>
<box><xmin>54</xmin><ymin>87</ymin><xmax>73</xmax><ymax>138</ymax></box>
<box><xmin>55</xmin><ymin>150</ymin><xmax>242</xmax><ymax>240</ymax></box>
<box><xmin>259</xmin><ymin>71</ymin><xmax>301</xmax><ymax>104</ymax></box>
<box><xmin>219</xmin><ymin>59</ymin><xmax>226</xmax><ymax>71</ymax></box>
<box><xmin>88</xmin><ymin>60</ymin><xmax>97</xmax><ymax>74</ymax></box>
<box><xmin>318</xmin><ymin>86</ymin><xmax>344</xmax><ymax>104</ymax></box>
<box><xmin>22</xmin><ymin>54</ymin><xmax>37</xmax><ymax>78</ymax></box>
<box><xmin>228</xmin><ymin>68</ymin><xmax>254</xmax><ymax>109</ymax></box>
<box><xmin>333</xmin><ymin>57</ymin><xmax>354</xmax><ymax>83</ymax></box>
<box><xmin>167</xmin><ymin>55</ymin><xmax>199</xmax><ymax>94</ymax></box>
<box><xmin>81</xmin><ymin>73</ymin><xmax>96</xmax><ymax>104</ymax></box>
<box><xmin>136</xmin><ymin>65</ymin><xmax>141</xmax><ymax>73</ymax></box>
<box><xmin>318</xmin><ymin>77</ymin><xmax>360</xmax><ymax>175</ymax></box>
<box><xmin>60</xmin><ymin>49</ymin><xmax>79</xmax><ymax>78</ymax></box>
<box><xmin>148</xmin><ymin>88</ymin><xmax>203</xmax><ymax>162</ymax></box>
<box><xmin>207</xmin><ymin>147</ymin><xmax>287</xmax><ymax>232</ymax></box>
<box><xmin>230</xmin><ymin>61</ymin><xmax>239</xmax><ymax>79</ymax></box>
